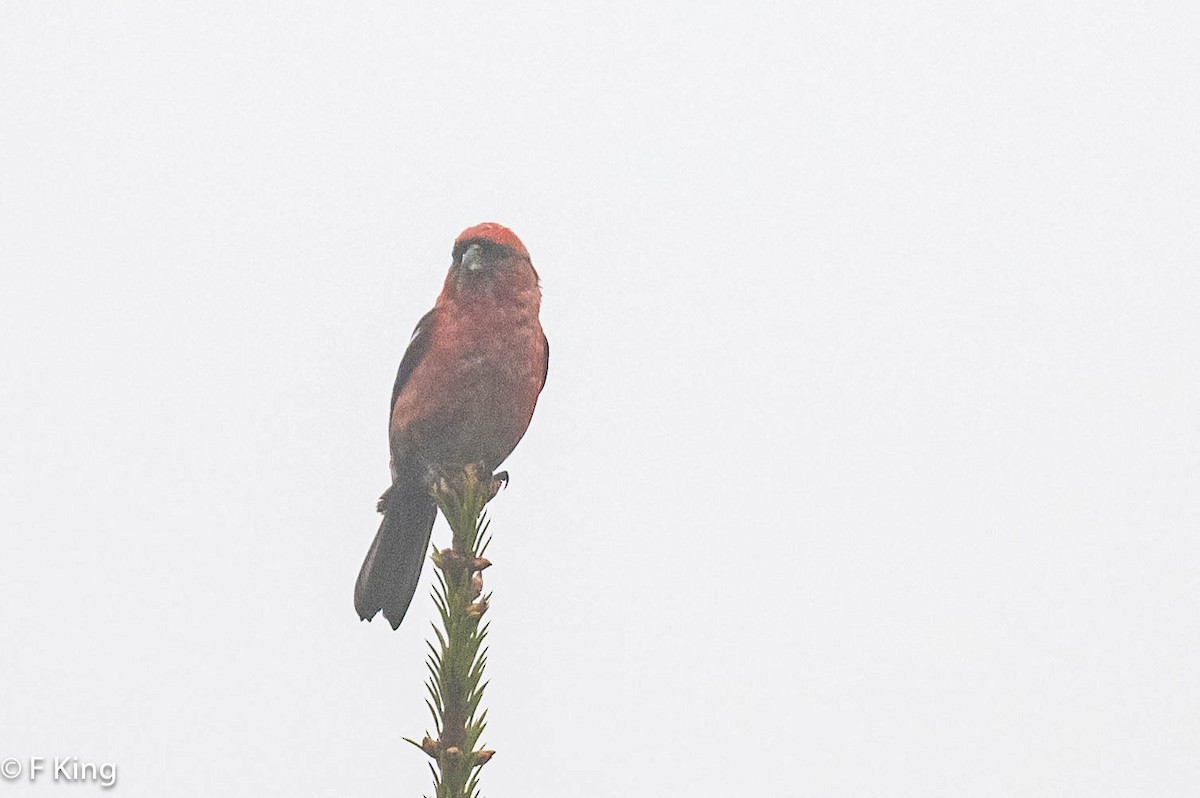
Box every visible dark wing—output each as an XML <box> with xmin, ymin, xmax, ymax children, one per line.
<box><xmin>540</xmin><ymin>332</ymin><xmax>549</xmax><ymax>391</ymax></box>
<box><xmin>390</xmin><ymin>308</ymin><xmax>436</xmax><ymax>418</ymax></box>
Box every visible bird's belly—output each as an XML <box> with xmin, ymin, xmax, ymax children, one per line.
<box><xmin>391</xmin><ymin>327</ymin><xmax>543</xmax><ymax>473</ymax></box>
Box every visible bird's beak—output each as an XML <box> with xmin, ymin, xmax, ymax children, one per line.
<box><xmin>461</xmin><ymin>243</ymin><xmax>485</xmax><ymax>272</ymax></box>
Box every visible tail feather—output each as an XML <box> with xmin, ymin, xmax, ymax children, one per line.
<box><xmin>354</xmin><ymin>479</ymin><xmax>437</xmax><ymax>629</ymax></box>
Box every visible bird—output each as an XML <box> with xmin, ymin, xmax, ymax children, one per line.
<box><xmin>355</xmin><ymin>223</ymin><xmax>549</xmax><ymax>629</ymax></box>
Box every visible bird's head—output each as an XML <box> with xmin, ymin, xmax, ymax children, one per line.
<box><xmin>447</xmin><ymin>223</ymin><xmax>540</xmax><ymax>297</ymax></box>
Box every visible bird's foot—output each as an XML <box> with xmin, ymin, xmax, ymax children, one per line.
<box><xmin>489</xmin><ymin>470</ymin><xmax>509</xmax><ymax>499</ymax></box>
<box><xmin>375</xmin><ymin>485</ymin><xmax>394</xmax><ymax>513</ymax></box>
<box><xmin>421</xmin><ymin>462</ymin><xmax>508</xmax><ymax>504</ymax></box>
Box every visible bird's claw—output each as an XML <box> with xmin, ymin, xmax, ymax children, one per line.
<box><xmin>489</xmin><ymin>470</ymin><xmax>509</xmax><ymax>499</ymax></box>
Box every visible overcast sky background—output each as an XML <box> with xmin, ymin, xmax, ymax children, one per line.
<box><xmin>2</xmin><ymin>4</ymin><xmax>1197</xmax><ymax>796</ymax></box>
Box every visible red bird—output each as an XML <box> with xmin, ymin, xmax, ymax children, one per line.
<box><xmin>355</xmin><ymin>223</ymin><xmax>549</xmax><ymax>629</ymax></box>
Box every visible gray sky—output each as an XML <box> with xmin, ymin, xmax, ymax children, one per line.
<box><xmin>2</xmin><ymin>3</ymin><xmax>1197</xmax><ymax>796</ymax></box>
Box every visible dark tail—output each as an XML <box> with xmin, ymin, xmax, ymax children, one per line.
<box><xmin>354</xmin><ymin>478</ymin><xmax>437</xmax><ymax>629</ymax></box>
